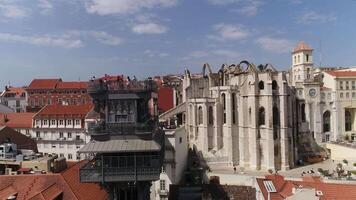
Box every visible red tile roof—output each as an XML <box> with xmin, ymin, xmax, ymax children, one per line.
<box><xmin>1</xmin><ymin>87</ymin><xmax>26</xmax><ymax>97</ymax></box>
<box><xmin>35</xmin><ymin>104</ymin><xmax>93</xmax><ymax>117</ymax></box>
<box><xmin>325</xmin><ymin>70</ymin><xmax>356</xmax><ymax>77</ymax></box>
<box><xmin>293</xmin><ymin>41</ymin><xmax>313</xmax><ymax>53</ymax></box>
<box><xmin>57</xmin><ymin>82</ymin><xmax>88</xmax><ymax>89</ymax></box>
<box><xmin>0</xmin><ymin>112</ymin><xmax>35</xmax><ymax>128</ymax></box>
<box><xmin>257</xmin><ymin>174</ymin><xmax>356</xmax><ymax>200</ymax></box>
<box><xmin>27</xmin><ymin>79</ymin><xmax>62</xmax><ymax>90</ymax></box>
<box><xmin>0</xmin><ymin>161</ymin><xmax>109</xmax><ymax>200</ymax></box>
<box><xmin>61</xmin><ymin>161</ymin><xmax>109</xmax><ymax>200</ymax></box>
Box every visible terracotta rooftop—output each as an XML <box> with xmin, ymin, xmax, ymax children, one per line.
<box><xmin>1</xmin><ymin>87</ymin><xmax>26</xmax><ymax>98</ymax></box>
<box><xmin>0</xmin><ymin>161</ymin><xmax>108</xmax><ymax>200</ymax></box>
<box><xmin>27</xmin><ymin>79</ymin><xmax>62</xmax><ymax>90</ymax></box>
<box><xmin>325</xmin><ymin>70</ymin><xmax>356</xmax><ymax>77</ymax></box>
<box><xmin>0</xmin><ymin>112</ymin><xmax>35</xmax><ymax>128</ymax></box>
<box><xmin>293</xmin><ymin>41</ymin><xmax>313</xmax><ymax>53</ymax></box>
<box><xmin>57</xmin><ymin>82</ymin><xmax>88</xmax><ymax>89</ymax></box>
<box><xmin>257</xmin><ymin>174</ymin><xmax>356</xmax><ymax>200</ymax></box>
<box><xmin>27</xmin><ymin>79</ymin><xmax>88</xmax><ymax>90</ymax></box>
<box><xmin>35</xmin><ymin>104</ymin><xmax>93</xmax><ymax>117</ymax></box>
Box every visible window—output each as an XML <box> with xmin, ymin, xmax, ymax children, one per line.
<box><xmin>208</xmin><ymin>106</ymin><xmax>214</xmax><ymax>125</ymax></box>
<box><xmin>59</xmin><ymin>120</ymin><xmax>63</xmax><ymax>125</ymax></box>
<box><xmin>294</xmin><ymin>56</ymin><xmax>296</xmax><ymax>63</ymax></box>
<box><xmin>340</xmin><ymin>81</ymin><xmax>343</xmax><ymax>90</ymax></box>
<box><xmin>68</xmin><ymin>132</ymin><xmax>72</xmax><ymax>138</ymax></box>
<box><xmin>67</xmin><ymin>120</ymin><xmax>72</xmax><ymax>125</ymax></box>
<box><xmin>35</xmin><ymin>120</ymin><xmax>40</xmax><ymax>126</ymax></box>
<box><xmin>51</xmin><ymin>120</ymin><xmax>56</xmax><ymax>126</ymax></box>
<box><xmin>179</xmin><ymin>137</ymin><xmax>182</xmax><ymax>143</ymax></box>
<box><xmin>75</xmin><ymin>119</ymin><xmax>80</xmax><ymax>125</ymax></box>
<box><xmin>298</xmin><ymin>55</ymin><xmax>300</xmax><ymax>63</ymax></box>
<box><xmin>346</xmin><ymin>92</ymin><xmax>350</xmax><ymax>98</ymax></box>
<box><xmin>43</xmin><ymin>120</ymin><xmax>48</xmax><ymax>125</ymax></box>
<box><xmin>76</xmin><ymin>135</ymin><xmax>80</xmax><ymax>141</ymax></box>
<box><xmin>353</xmin><ymin>92</ymin><xmax>356</xmax><ymax>98</ymax></box>
<box><xmin>59</xmin><ymin>153</ymin><xmax>64</xmax><ymax>157</ymax></box>
<box><xmin>232</xmin><ymin>93</ymin><xmax>236</xmax><ymax>124</ymax></box>
<box><xmin>43</xmin><ymin>131</ymin><xmax>47</xmax><ymax>139</ymax></box>
<box><xmin>345</xmin><ymin>110</ymin><xmax>352</xmax><ymax>131</ymax></box>
<box><xmin>301</xmin><ymin>104</ymin><xmax>306</xmax><ymax>122</ymax></box>
<box><xmin>222</xmin><ymin>93</ymin><xmax>226</xmax><ymax>124</ymax></box>
<box><xmin>58</xmin><ymin>98</ymin><xmax>62</xmax><ymax>104</ymax></box>
<box><xmin>198</xmin><ymin>106</ymin><xmax>203</xmax><ymax>125</ymax></box>
<box><xmin>306</xmin><ymin>54</ymin><xmax>309</xmax><ymax>62</ymax></box>
<box><xmin>76</xmin><ymin>154</ymin><xmax>81</xmax><ymax>160</ymax></box>
<box><xmin>25</xmin><ymin>129</ymin><xmax>30</xmax><ymax>135</ymax></box>
<box><xmin>59</xmin><ymin>132</ymin><xmax>63</xmax><ymax>138</ymax></box>
<box><xmin>259</xmin><ymin>107</ymin><xmax>265</xmax><ymax>126</ymax></box>
<box><xmin>36</xmin><ymin>131</ymin><xmax>40</xmax><ymax>138</ymax></box>
<box><xmin>272</xmin><ymin>80</ymin><xmax>278</xmax><ymax>90</ymax></box>
<box><xmin>76</xmin><ymin>145</ymin><xmax>81</xmax><ymax>149</ymax></box>
<box><xmin>161</xmin><ymin>165</ymin><xmax>166</xmax><ymax>173</ymax></box>
<box><xmin>68</xmin><ymin>154</ymin><xmax>72</xmax><ymax>160</ymax></box>
<box><xmin>340</xmin><ymin>93</ymin><xmax>344</xmax><ymax>98</ymax></box>
<box><xmin>160</xmin><ymin>180</ymin><xmax>166</xmax><ymax>191</ymax></box>
<box><xmin>258</xmin><ymin>81</ymin><xmax>264</xmax><ymax>90</ymax></box>
<box><xmin>353</xmin><ymin>81</ymin><xmax>355</xmax><ymax>90</ymax></box>
<box><xmin>323</xmin><ymin>111</ymin><xmax>331</xmax><ymax>132</ymax></box>
<box><xmin>346</xmin><ymin>81</ymin><xmax>350</xmax><ymax>90</ymax></box>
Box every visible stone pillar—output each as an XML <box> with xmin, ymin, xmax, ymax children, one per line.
<box><xmin>248</xmin><ymin>96</ymin><xmax>258</xmax><ymax>170</ymax></box>
<box><xmin>203</xmin><ymin>103</ymin><xmax>209</xmax><ymax>152</ymax></box>
<box><xmin>224</xmin><ymin>92</ymin><xmax>233</xmax><ymax>164</ymax></box>
<box><xmin>280</xmin><ymin>91</ymin><xmax>289</xmax><ymax>170</ymax></box>
<box><xmin>265</xmin><ymin>96</ymin><xmax>275</xmax><ymax>171</ymax></box>
<box><xmin>238</xmin><ymin>97</ymin><xmax>246</xmax><ymax>167</ymax></box>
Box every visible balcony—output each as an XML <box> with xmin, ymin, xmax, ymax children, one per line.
<box><xmin>87</xmin><ymin>122</ymin><xmax>155</xmax><ymax>135</ymax></box>
<box><xmin>80</xmin><ymin>162</ymin><xmax>161</xmax><ymax>183</ymax></box>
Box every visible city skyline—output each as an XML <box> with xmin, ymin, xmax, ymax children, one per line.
<box><xmin>0</xmin><ymin>0</ymin><xmax>355</xmax><ymax>88</ymax></box>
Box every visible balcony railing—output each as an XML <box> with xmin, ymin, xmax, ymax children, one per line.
<box><xmin>87</xmin><ymin>122</ymin><xmax>155</xmax><ymax>135</ymax></box>
<box><xmin>80</xmin><ymin>164</ymin><xmax>161</xmax><ymax>183</ymax></box>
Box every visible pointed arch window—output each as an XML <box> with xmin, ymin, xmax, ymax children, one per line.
<box><xmin>208</xmin><ymin>106</ymin><xmax>214</xmax><ymax>125</ymax></box>
<box><xmin>272</xmin><ymin>80</ymin><xmax>278</xmax><ymax>90</ymax></box>
<box><xmin>198</xmin><ymin>106</ymin><xmax>203</xmax><ymax>125</ymax></box>
<box><xmin>259</xmin><ymin>107</ymin><xmax>265</xmax><ymax>126</ymax></box>
<box><xmin>232</xmin><ymin>93</ymin><xmax>236</xmax><ymax>124</ymax></box>
<box><xmin>301</xmin><ymin>104</ymin><xmax>306</xmax><ymax>122</ymax></box>
<box><xmin>222</xmin><ymin>93</ymin><xmax>226</xmax><ymax>124</ymax></box>
<box><xmin>323</xmin><ymin>111</ymin><xmax>331</xmax><ymax>132</ymax></box>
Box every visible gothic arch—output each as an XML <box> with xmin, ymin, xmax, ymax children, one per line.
<box><xmin>202</xmin><ymin>63</ymin><xmax>213</xmax><ymax>77</ymax></box>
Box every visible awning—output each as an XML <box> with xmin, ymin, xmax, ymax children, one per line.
<box><xmin>78</xmin><ymin>137</ymin><xmax>161</xmax><ymax>153</ymax></box>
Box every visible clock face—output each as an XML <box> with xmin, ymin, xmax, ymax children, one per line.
<box><xmin>309</xmin><ymin>88</ymin><xmax>317</xmax><ymax>97</ymax></box>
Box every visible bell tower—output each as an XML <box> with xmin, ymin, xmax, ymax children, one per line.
<box><xmin>291</xmin><ymin>41</ymin><xmax>313</xmax><ymax>86</ymax></box>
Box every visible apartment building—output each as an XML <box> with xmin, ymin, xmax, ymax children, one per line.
<box><xmin>32</xmin><ymin>104</ymin><xmax>93</xmax><ymax>161</ymax></box>
<box><xmin>0</xmin><ymin>86</ymin><xmax>27</xmax><ymax>112</ymax></box>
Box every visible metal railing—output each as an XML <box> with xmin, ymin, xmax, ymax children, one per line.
<box><xmin>87</xmin><ymin>122</ymin><xmax>155</xmax><ymax>135</ymax></box>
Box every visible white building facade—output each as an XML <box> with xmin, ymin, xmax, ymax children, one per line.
<box><xmin>0</xmin><ymin>86</ymin><xmax>27</xmax><ymax>113</ymax></box>
<box><xmin>32</xmin><ymin>104</ymin><xmax>92</xmax><ymax>161</ymax></box>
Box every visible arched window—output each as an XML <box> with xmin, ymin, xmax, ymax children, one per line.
<box><xmin>208</xmin><ymin>106</ymin><xmax>214</xmax><ymax>125</ymax></box>
<box><xmin>323</xmin><ymin>111</ymin><xmax>331</xmax><ymax>132</ymax></box>
<box><xmin>306</xmin><ymin>54</ymin><xmax>309</xmax><ymax>62</ymax></box>
<box><xmin>298</xmin><ymin>55</ymin><xmax>300</xmax><ymax>63</ymax></box>
<box><xmin>189</xmin><ymin>104</ymin><xmax>193</xmax><ymax>125</ymax></box>
<box><xmin>198</xmin><ymin>106</ymin><xmax>203</xmax><ymax>125</ymax></box>
<box><xmin>258</xmin><ymin>81</ymin><xmax>264</xmax><ymax>90</ymax></box>
<box><xmin>232</xmin><ymin>93</ymin><xmax>236</xmax><ymax>124</ymax></box>
<box><xmin>301</xmin><ymin>104</ymin><xmax>306</xmax><ymax>122</ymax></box>
<box><xmin>272</xmin><ymin>80</ymin><xmax>278</xmax><ymax>90</ymax></box>
<box><xmin>345</xmin><ymin>110</ymin><xmax>352</xmax><ymax>131</ymax></box>
<box><xmin>222</xmin><ymin>93</ymin><xmax>226</xmax><ymax>124</ymax></box>
<box><xmin>259</xmin><ymin>107</ymin><xmax>265</xmax><ymax>126</ymax></box>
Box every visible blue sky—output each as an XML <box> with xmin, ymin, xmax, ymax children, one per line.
<box><xmin>0</xmin><ymin>0</ymin><xmax>355</xmax><ymax>87</ymax></box>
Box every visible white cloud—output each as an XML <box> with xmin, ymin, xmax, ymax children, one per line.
<box><xmin>186</xmin><ymin>49</ymin><xmax>239</xmax><ymax>60</ymax></box>
<box><xmin>0</xmin><ymin>33</ymin><xmax>83</xmax><ymax>48</ymax></box>
<box><xmin>298</xmin><ymin>11</ymin><xmax>337</xmax><ymax>24</ymax></box>
<box><xmin>144</xmin><ymin>49</ymin><xmax>169</xmax><ymax>57</ymax></box>
<box><xmin>255</xmin><ymin>37</ymin><xmax>294</xmax><ymax>53</ymax></box>
<box><xmin>37</xmin><ymin>0</ymin><xmax>53</xmax><ymax>15</ymax></box>
<box><xmin>0</xmin><ymin>4</ymin><xmax>28</xmax><ymax>19</ymax></box>
<box><xmin>212</xmin><ymin>23</ymin><xmax>249</xmax><ymax>40</ymax></box>
<box><xmin>66</xmin><ymin>30</ymin><xmax>123</xmax><ymax>45</ymax></box>
<box><xmin>85</xmin><ymin>0</ymin><xmax>177</xmax><ymax>15</ymax></box>
<box><xmin>132</xmin><ymin>22</ymin><xmax>167</xmax><ymax>34</ymax></box>
<box><xmin>234</xmin><ymin>0</ymin><xmax>262</xmax><ymax>16</ymax></box>
<box><xmin>208</xmin><ymin>0</ymin><xmax>240</xmax><ymax>5</ymax></box>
